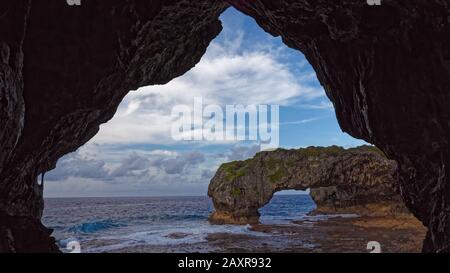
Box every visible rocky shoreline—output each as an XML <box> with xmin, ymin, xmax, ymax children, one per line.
<box><xmin>113</xmin><ymin>214</ymin><xmax>426</xmax><ymax>253</ymax></box>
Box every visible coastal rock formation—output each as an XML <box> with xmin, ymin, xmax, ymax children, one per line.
<box><xmin>0</xmin><ymin>0</ymin><xmax>449</xmax><ymax>252</ymax></box>
<box><xmin>208</xmin><ymin>146</ymin><xmax>408</xmax><ymax>224</ymax></box>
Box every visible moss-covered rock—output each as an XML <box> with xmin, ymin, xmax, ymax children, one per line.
<box><xmin>208</xmin><ymin>145</ymin><xmax>407</xmax><ymax>225</ymax></box>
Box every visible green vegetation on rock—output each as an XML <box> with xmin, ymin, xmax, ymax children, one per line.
<box><xmin>230</xmin><ymin>187</ymin><xmax>242</xmax><ymax>197</ymax></box>
<box><xmin>269</xmin><ymin>168</ymin><xmax>286</xmax><ymax>182</ymax></box>
<box><xmin>296</xmin><ymin>145</ymin><xmax>344</xmax><ymax>157</ymax></box>
<box><xmin>222</xmin><ymin>160</ymin><xmax>250</xmax><ymax>182</ymax></box>
<box><xmin>266</xmin><ymin>158</ymin><xmax>282</xmax><ymax>170</ymax></box>
<box><xmin>217</xmin><ymin>145</ymin><xmax>384</xmax><ymax>184</ymax></box>
<box><xmin>348</xmin><ymin>145</ymin><xmax>386</xmax><ymax>157</ymax></box>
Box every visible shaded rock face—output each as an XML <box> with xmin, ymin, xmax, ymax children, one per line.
<box><xmin>0</xmin><ymin>0</ymin><xmax>227</xmax><ymax>252</ymax></box>
<box><xmin>208</xmin><ymin>146</ymin><xmax>408</xmax><ymax>224</ymax></box>
<box><xmin>225</xmin><ymin>0</ymin><xmax>450</xmax><ymax>252</ymax></box>
<box><xmin>0</xmin><ymin>1</ymin><xmax>449</xmax><ymax>253</ymax></box>
<box><xmin>0</xmin><ymin>211</ymin><xmax>59</xmax><ymax>253</ymax></box>
<box><xmin>309</xmin><ymin>186</ymin><xmax>409</xmax><ymax>217</ymax></box>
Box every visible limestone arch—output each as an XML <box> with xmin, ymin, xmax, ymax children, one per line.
<box><xmin>208</xmin><ymin>146</ymin><xmax>406</xmax><ymax>224</ymax></box>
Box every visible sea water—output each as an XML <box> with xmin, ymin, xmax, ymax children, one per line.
<box><xmin>43</xmin><ymin>195</ymin><xmax>320</xmax><ymax>253</ymax></box>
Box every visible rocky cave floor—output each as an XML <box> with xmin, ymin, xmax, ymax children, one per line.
<box><xmin>110</xmin><ymin>215</ymin><xmax>426</xmax><ymax>253</ymax></box>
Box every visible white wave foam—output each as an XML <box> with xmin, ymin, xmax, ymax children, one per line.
<box><xmin>84</xmin><ymin>221</ymin><xmax>268</xmax><ymax>253</ymax></box>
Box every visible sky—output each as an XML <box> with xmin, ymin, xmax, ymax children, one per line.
<box><xmin>44</xmin><ymin>8</ymin><xmax>366</xmax><ymax>198</ymax></box>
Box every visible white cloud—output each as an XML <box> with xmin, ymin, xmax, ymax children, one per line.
<box><xmin>47</xmin><ymin>150</ymin><xmax>209</xmax><ymax>181</ymax></box>
<box><xmin>280</xmin><ymin>117</ymin><xmax>324</xmax><ymax>126</ymax></box>
<box><xmin>45</xmin><ymin>147</ymin><xmax>220</xmax><ymax>197</ymax></box>
<box><xmin>90</xmin><ymin>30</ymin><xmax>324</xmax><ymax>146</ymax></box>
<box><xmin>298</xmin><ymin>100</ymin><xmax>334</xmax><ymax>110</ymax></box>
<box><xmin>226</xmin><ymin>144</ymin><xmax>260</xmax><ymax>161</ymax></box>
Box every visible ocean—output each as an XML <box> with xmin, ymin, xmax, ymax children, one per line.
<box><xmin>43</xmin><ymin>195</ymin><xmax>320</xmax><ymax>253</ymax></box>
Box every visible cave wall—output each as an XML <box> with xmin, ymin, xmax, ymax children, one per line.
<box><xmin>225</xmin><ymin>0</ymin><xmax>450</xmax><ymax>252</ymax></box>
<box><xmin>0</xmin><ymin>0</ymin><xmax>227</xmax><ymax>252</ymax></box>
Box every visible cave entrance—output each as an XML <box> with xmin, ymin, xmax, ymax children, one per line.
<box><xmin>258</xmin><ymin>190</ymin><xmax>317</xmax><ymax>224</ymax></box>
<box><xmin>44</xmin><ymin>7</ymin><xmax>365</xmax><ymax>198</ymax></box>
<box><xmin>1</xmin><ymin>0</ymin><xmax>435</xmax><ymax>254</ymax></box>
<box><xmin>41</xmin><ymin>7</ymin><xmax>365</xmax><ymax>252</ymax></box>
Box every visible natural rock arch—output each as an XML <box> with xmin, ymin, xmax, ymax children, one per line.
<box><xmin>0</xmin><ymin>1</ymin><xmax>449</xmax><ymax>252</ymax></box>
<box><xmin>208</xmin><ymin>146</ymin><xmax>408</xmax><ymax>224</ymax></box>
